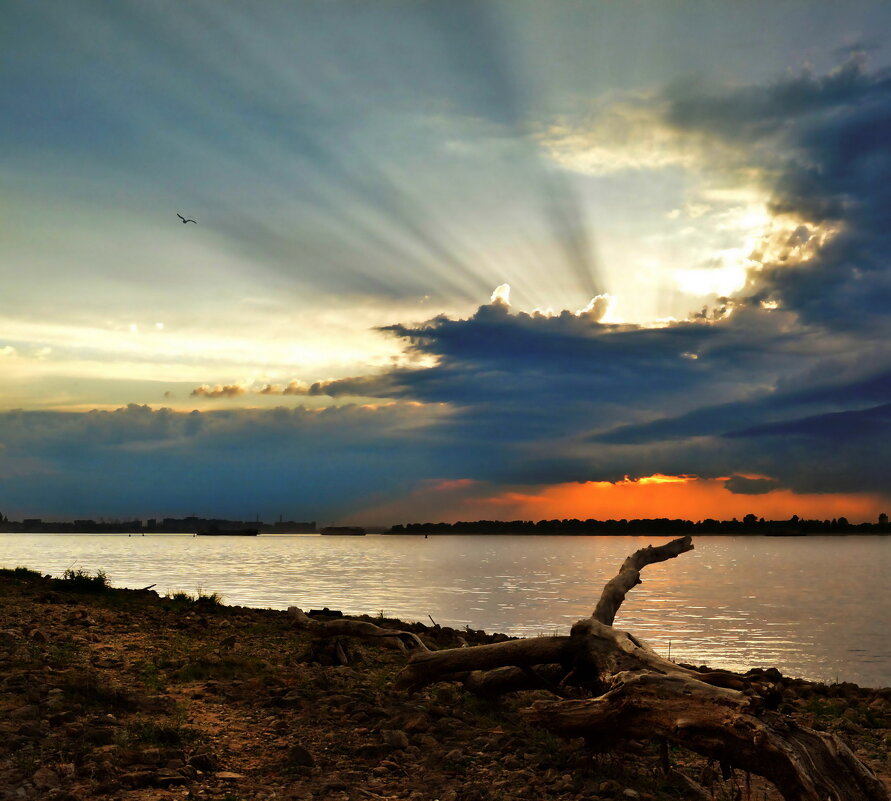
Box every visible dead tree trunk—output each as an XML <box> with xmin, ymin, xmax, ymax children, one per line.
<box><xmin>391</xmin><ymin>536</ymin><xmax>888</xmax><ymax>801</ymax></box>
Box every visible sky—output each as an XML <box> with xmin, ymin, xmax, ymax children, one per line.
<box><xmin>2</xmin><ymin>1</ymin><xmax>890</xmax><ymax>524</ymax></box>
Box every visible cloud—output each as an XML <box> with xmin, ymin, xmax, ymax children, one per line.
<box><xmin>0</xmin><ymin>402</ymin><xmax>448</xmax><ymax>520</ymax></box>
<box><xmin>660</xmin><ymin>59</ymin><xmax>891</xmax><ymax>332</ymax></box>
<box><xmin>190</xmin><ymin>384</ymin><xmax>247</xmax><ymax>399</ymax></box>
<box><xmin>3</xmin><ymin>51</ymin><xmax>890</xmax><ymax>521</ymax></box>
<box><xmin>258</xmin><ymin>381</ymin><xmax>309</xmax><ymax>396</ymax></box>
<box><xmin>723</xmin><ymin>475</ymin><xmax>780</xmax><ymax>495</ymax></box>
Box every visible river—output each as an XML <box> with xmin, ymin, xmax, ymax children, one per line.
<box><xmin>1</xmin><ymin>533</ymin><xmax>889</xmax><ymax>687</ymax></box>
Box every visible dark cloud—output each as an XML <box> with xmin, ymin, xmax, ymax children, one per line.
<box><xmin>723</xmin><ymin>475</ymin><xmax>780</xmax><ymax>495</ymax></box>
<box><xmin>0</xmin><ymin>403</ymin><xmax>446</xmax><ymax>520</ymax></box>
<box><xmin>726</xmin><ymin>403</ymin><xmax>891</xmax><ymax>440</ymax></box>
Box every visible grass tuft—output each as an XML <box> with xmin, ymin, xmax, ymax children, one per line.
<box><xmin>58</xmin><ymin>567</ymin><xmax>110</xmax><ymax>593</ymax></box>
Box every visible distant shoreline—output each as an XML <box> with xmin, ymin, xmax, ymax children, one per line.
<box><xmin>2</xmin><ymin>513</ymin><xmax>888</xmax><ymax>536</ymax></box>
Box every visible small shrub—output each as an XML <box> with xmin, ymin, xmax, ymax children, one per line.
<box><xmin>60</xmin><ymin>669</ymin><xmax>134</xmax><ymax>710</ymax></box>
<box><xmin>170</xmin><ymin>654</ymin><xmax>265</xmax><ymax>683</ymax></box>
<box><xmin>195</xmin><ymin>589</ymin><xmax>223</xmax><ymax>607</ymax></box>
<box><xmin>165</xmin><ymin>589</ymin><xmax>223</xmax><ymax>608</ymax></box>
<box><xmin>59</xmin><ymin>568</ymin><xmax>110</xmax><ymax>593</ymax></box>
<box><xmin>125</xmin><ymin>717</ymin><xmax>201</xmax><ymax>746</ymax></box>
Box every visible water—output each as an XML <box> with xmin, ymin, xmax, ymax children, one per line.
<box><xmin>2</xmin><ymin>533</ymin><xmax>889</xmax><ymax>687</ymax></box>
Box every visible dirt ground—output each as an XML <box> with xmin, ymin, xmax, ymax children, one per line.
<box><xmin>1</xmin><ymin>568</ymin><xmax>889</xmax><ymax>801</ymax></box>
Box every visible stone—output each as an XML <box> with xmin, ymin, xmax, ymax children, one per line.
<box><xmin>403</xmin><ymin>713</ymin><xmax>429</xmax><ymax>732</ymax></box>
<box><xmin>380</xmin><ymin>729</ymin><xmax>410</xmax><ymax>749</ymax></box>
<box><xmin>216</xmin><ymin>771</ymin><xmax>247</xmax><ymax>780</ymax></box>
<box><xmin>622</xmin><ymin>790</ymin><xmax>641</xmax><ymax>799</ymax></box>
<box><xmin>287</xmin><ymin>744</ymin><xmax>315</xmax><ymax>767</ymax></box>
<box><xmin>188</xmin><ymin>752</ymin><xmax>219</xmax><ymax>772</ymax></box>
<box><xmin>417</xmin><ymin>734</ymin><xmax>439</xmax><ymax>750</ymax></box>
<box><xmin>119</xmin><ymin>770</ymin><xmax>157</xmax><ymax>788</ymax></box>
<box><xmin>32</xmin><ymin>766</ymin><xmax>60</xmax><ymax>790</ymax></box>
<box><xmin>9</xmin><ymin>705</ymin><xmax>40</xmax><ymax>720</ymax></box>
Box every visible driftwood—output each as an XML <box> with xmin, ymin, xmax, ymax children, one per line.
<box><xmin>288</xmin><ymin>606</ymin><xmax>429</xmax><ymax>653</ymax></box>
<box><xmin>291</xmin><ymin>538</ymin><xmax>889</xmax><ymax>801</ymax></box>
<box><xmin>525</xmin><ymin>672</ymin><xmax>888</xmax><ymax>801</ymax></box>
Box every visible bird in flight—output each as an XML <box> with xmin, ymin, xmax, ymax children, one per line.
<box><xmin>177</xmin><ymin>213</ymin><xmax>197</xmax><ymax>224</ymax></box>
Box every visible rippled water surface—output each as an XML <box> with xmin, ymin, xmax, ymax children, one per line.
<box><xmin>2</xmin><ymin>533</ymin><xmax>889</xmax><ymax>686</ymax></box>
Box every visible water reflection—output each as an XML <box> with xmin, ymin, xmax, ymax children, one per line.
<box><xmin>1</xmin><ymin>533</ymin><xmax>888</xmax><ymax>686</ymax></box>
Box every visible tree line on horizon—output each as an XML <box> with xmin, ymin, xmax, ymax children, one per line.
<box><xmin>388</xmin><ymin>513</ymin><xmax>890</xmax><ymax>535</ymax></box>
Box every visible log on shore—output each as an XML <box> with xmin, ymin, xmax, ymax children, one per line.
<box><xmin>525</xmin><ymin>671</ymin><xmax>888</xmax><ymax>801</ymax></box>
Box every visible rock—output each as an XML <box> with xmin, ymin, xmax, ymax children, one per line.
<box><xmin>0</xmin><ymin>629</ymin><xmax>20</xmax><ymax>646</ymax></box>
<box><xmin>599</xmin><ymin>780</ymin><xmax>621</xmax><ymax>794</ymax></box>
<box><xmin>380</xmin><ymin>729</ymin><xmax>410</xmax><ymax>749</ymax></box>
<box><xmin>188</xmin><ymin>752</ymin><xmax>219</xmax><ymax>772</ymax></box>
<box><xmin>216</xmin><ymin>771</ymin><xmax>247</xmax><ymax>780</ymax></box>
<box><xmin>438</xmin><ymin>792</ymin><xmax>458</xmax><ymax>801</ymax></box>
<box><xmin>32</xmin><ymin>766</ymin><xmax>60</xmax><ymax>790</ymax></box>
<box><xmin>119</xmin><ymin>770</ymin><xmax>158</xmax><ymax>788</ymax></box>
<box><xmin>403</xmin><ymin>713</ymin><xmax>429</xmax><ymax>732</ymax></box>
<box><xmin>9</xmin><ymin>705</ymin><xmax>40</xmax><ymax>720</ymax></box>
<box><xmin>444</xmin><ymin>748</ymin><xmax>464</xmax><ymax>762</ymax></box>
<box><xmin>281</xmin><ymin>689</ymin><xmax>304</xmax><ymax>707</ymax></box>
<box><xmin>622</xmin><ymin>790</ymin><xmax>641</xmax><ymax>799</ymax></box>
<box><xmin>287</xmin><ymin>744</ymin><xmax>315</xmax><ymax>767</ymax></box>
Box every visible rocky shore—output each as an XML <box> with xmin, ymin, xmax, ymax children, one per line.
<box><xmin>1</xmin><ymin>567</ymin><xmax>889</xmax><ymax>801</ymax></box>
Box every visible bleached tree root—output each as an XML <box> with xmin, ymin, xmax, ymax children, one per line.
<box><xmin>524</xmin><ymin>671</ymin><xmax>888</xmax><ymax>801</ymax></box>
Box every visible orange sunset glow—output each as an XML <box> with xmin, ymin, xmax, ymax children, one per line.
<box><xmin>482</xmin><ymin>476</ymin><xmax>887</xmax><ymax>523</ymax></box>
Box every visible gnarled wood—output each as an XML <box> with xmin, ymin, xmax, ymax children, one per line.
<box><xmin>524</xmin><ymin>671</ymin><xmax>888</xmax><ymax>801</ymax></box>
<box><xmin>593</xmin><ymin>534</ymin><xmax>694</xmax><ymax>625</ymax></box>
<box><xmin>396</xmin><ymin>635</ymin><xmax>576</xmax><ymax>691</ymax></box>
<box><xmin>288</xmin><ymin>606</ymin><xmax>429</xmax><ymax>652</ymax></box>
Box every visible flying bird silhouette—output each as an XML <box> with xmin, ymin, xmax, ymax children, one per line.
<box><xmin>177</xmin><ymin>213</ymin><xmax>197</xmax><ymax>224</ymax></box>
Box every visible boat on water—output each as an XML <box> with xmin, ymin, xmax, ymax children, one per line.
<box><xmin>320</xmin><ymin>526</ymin><xmax>366</xmax><ymax>536</ymax></box>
